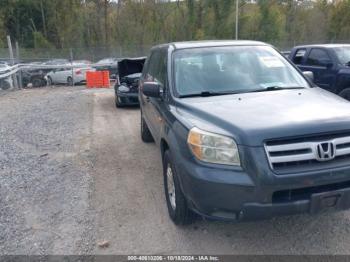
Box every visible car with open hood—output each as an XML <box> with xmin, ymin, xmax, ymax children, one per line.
<box><xmin>114</xmin><ymin>57</ymin><xmax>146</xmax><ymax>107</ymax></box>
<box><xmin>139</xmin><ymin>40</ymin><xmax>350</xmax><ymax>224</ymax></box>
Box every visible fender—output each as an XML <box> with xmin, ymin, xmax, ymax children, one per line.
<box><xmin>161</xmin><ymin>114</ymin><xmax>192</xmax><ymax>193</ymax></box>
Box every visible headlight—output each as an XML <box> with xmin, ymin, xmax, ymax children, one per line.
<box><xmin>187</xmin><ymin>127</ymin><xmax>240</xmax><ymax>166</ymax></box>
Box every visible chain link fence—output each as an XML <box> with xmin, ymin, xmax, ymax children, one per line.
<box><xmin>0</xmin><ymin>40</ymin><xmax>350</xmax><ymax>63</ymax></box>
<box><xmin>0</xmin><ymin>45</ymin><xmax>152</xmax><ymax>64</ymax></box>
<box><xmin>1</xmin><ymin>40</ymin><xmax>350</xmax><ymax>63</ymax></box>
<box><xmin>0</xmin><ymin>44</ymin><xmax>153</xmax><ymax>90</ymax></box>
<box><xmin>1</xmin><ymin>39</ymin><xmax>349</xmax><ymax>91</ymax></box>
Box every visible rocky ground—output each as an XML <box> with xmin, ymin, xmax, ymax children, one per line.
<box><xmin>1</xmin><ymin>86</ymin><xmax>350</xmax><ymax>255</ymax></box>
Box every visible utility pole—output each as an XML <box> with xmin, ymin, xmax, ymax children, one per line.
<box><xmin>235</xmin><ymin>0</ymin><xmax>239</xmax><ymax>40</ymax></box>
<box><xmin>7</xmin><ymin>35</ymin><xmax>19</xmax><ymax>89</ymax></box>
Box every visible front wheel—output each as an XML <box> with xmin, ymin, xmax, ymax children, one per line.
<box><xmin>115</xmin><ymin>95</ymin><xmax>124</xmax><ymax>108</ymax></box>
<box><xmin>339</xmin><ymin>88</ymin><xmax>350</xmax><ymax>101</ymax></box>
<box><xmin>32</xmin><ymin>78</ymin><xmax>43</xmax><ymax>87</ymax></box>
<box><xmin>163</xmin><ymin>150</ymin><xmax>195</xmax><ymax>225</ymax></box>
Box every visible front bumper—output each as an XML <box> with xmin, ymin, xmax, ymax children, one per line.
<box><xmin>240</xmin><ymin>187</ymin><xmax>350</xmax><ymax>220</ymax></box>
<box><xmin>174</xmin><ymin>145</ymin><xmax>350</xmax><ymax>221</ymax></box>
<box><xmin>116</xmin><ymin>92</ymin><xmax>139</xmax><ymax>105</ymax></box>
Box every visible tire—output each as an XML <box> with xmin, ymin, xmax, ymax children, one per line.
<box><xmin>32</xmin><ymin>78</ymin><xmax>43</xmax><ymax>88</ymax></box>
<box><xmin>67</xmin><ymin>77</ymin><xmax>73</xmax><ymax>86</ymax></box>
<box><xmin>141</xmin><ymin>112</ymin><xmax>154</xmax><ymax>143</ymax></box>
<box><xmin>47</xmin><ymin>76</ymin><xmax>53</xmax><ymax>86</ymax></box>
<box><xmin>115</xmin><ymin>95</ymin><xmax>124</xmax><ymax>108</ymax></box>
<box><xmin>339</xmin><ymin>88</ymin><xmax>350</xmax><ymax>101</ymax></box>
<box><xmin>0</xmin><ymin>80</ymin><xmax>11</xmax><ymax>90</ymax></box>
<box><xmin>163</xmin><ymin>150</ymin><xmax>195</xmax><ymax>225</ymax></box>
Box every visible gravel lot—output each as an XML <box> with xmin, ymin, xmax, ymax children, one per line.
<box><xmin>1</xmin><ymin>86</ymin><xmax>350</xmax><ymax>255</ymax></box>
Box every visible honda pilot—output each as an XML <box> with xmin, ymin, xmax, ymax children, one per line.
<box><xmin>139</xmin><ymin>41</ymin><xmax>350</xmax><ymax>225</ymax></box>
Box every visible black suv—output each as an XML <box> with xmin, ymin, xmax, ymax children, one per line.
<box><xmin>139</xmin><ymin>41</ymin><xmax>350</xmax><ymax>225</ymax></box>
<box><xmin>289</xmin><ymin>44</ymin><xmax>350</xmax><ymax>100</ymax></box>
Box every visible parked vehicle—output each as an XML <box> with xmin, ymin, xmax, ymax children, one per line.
<box><xmin>46</xmin><ymin>62</ymin><xmax>95</xmax><ymax>86</ymax></box>
<box><xmin>139</xmin><ymin>40</ymin><xmax>350</xmax><ymax>224</ymax></box>
<box><xmin>289</xmin><ymin>44</ymin><xmax>350</xmax><ymax>100</ymax></box>
<box><xmin>114</xmin><ymin>57</ymin><xmax>146</xmax><ymax>107</ymax></box>
<box><xmin>21</xmin><ymin>62</ymin><xmax>48</xmax><ymax>88</ymax></box>
<box><xmin>94</xmin><ymin>58</ymin><xmax>119</xmax><ymax>79</ymax></box>
<box><xmin>22</xmin><ymin>60</ymin><xmax>73</xmax><ymax>88</ymax></box>
<box><xmin>0</xmin><ymin>63</ymin><xmax>13</xmax><ymax>90</ymax></box>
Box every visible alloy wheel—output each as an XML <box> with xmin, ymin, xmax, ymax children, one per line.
<box><xmin>167</xmin><ymin>164</ymin><xmax>176</xmax><ymax>210</ymax></box>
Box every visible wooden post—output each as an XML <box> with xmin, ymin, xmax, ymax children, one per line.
<box><xmin>7</xmin><ymin>35</ymin><xmax>19</xmax><ymax>89</ymax></box>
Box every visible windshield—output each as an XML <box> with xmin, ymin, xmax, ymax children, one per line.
<box><xmin>97</xmin><ymin>58</ymin><xmax>116</xmax><ymax>64</ymax></box>
<box><xmin>334</xmin><ymin>46</ymin><xmax>350</xmax><ymax>64</ymax></box>
<box><xmin>173</xmin><ymin>45</ymin><xmax>310</xmax><ymax>96</ymax></box>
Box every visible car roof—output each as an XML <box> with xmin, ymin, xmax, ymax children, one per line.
<box><xmin>118</xmin><ymin>57</ymin><xmax>147</xmax><ymax>62</ymax></box>
<box><xmin>152</xmin><ymin>40</ymin><xmax>269</xmax><ymax>50</ymax></box>
<box><xmin>294</xmin><ymin>44</ymin><xmax>350</xmax><ymax>49</ymax></box>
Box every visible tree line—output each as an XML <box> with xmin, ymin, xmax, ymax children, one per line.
<box><xmin>0</xmin><ymin>0</ymin><xmax>349</xmax><ymax>51</ymax></box>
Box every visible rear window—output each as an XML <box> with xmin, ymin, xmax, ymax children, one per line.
<box><xmin>292</xmin><ymin>49</ymin><xmax>306</xmax><ymax>64</ymax></box>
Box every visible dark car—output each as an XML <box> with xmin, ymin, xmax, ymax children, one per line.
<box><xmin>139</xmin><ymin>40</ymin><xmax>350</xmax><ymax>225</ymax></box>
<box><xmin>289</xmin><ymin>44</ymin><xmax>350</xmax><ymax>100</ymax></box>
<box><xmin>21</xmin><ymin>64</ymin><xmax>47</xmax><ymax>88</ymax></box>
<box><xmin>114</xmin><ymin>57</ymin><xmax>146</xmax><ymax>107</ymax></box>
<box><xmin>94</xmin><ymin>58</ymin><xmax>119</xmax><ymax>79</ymax></box>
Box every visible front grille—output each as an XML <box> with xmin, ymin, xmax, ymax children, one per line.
<box><xmin>272</xmin><ymin>180</ymin><xmax>350</xmax><ymax>203</ymax></box>
<box><xmin>265</xmin><ymin>132</ymin><xmax>350</xmax><ymax>174</ymax></box>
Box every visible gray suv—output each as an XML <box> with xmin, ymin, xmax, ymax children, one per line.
<box><xmin>139</xmin><ymin>40</ymin><xmax>350</xmax><ymax>225</ymax></box>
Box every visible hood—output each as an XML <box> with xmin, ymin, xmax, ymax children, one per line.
<box><xmin>118</xmin><ymin>57</ymin><xmax>146</xmax><ymax>78</ymax></box>
<box><xmin>175</xmin><ymin>88</ymin><xmax>350</xmax><ymax>146</ymax></box>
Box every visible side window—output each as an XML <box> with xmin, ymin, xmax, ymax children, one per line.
<box><xmin>292</xmin><ymin>49</ymin><xmax>306</xmax><ymax>65</ymax></box>
<box><xmin>145</xmin><ymin>51</ymin><xmax>160</xmax><ymax>82</ymax></box>
<box><xmin>306</xmin><ymin>48</ymin><xmax>331</xmax><ymax>66</ymax></box>
<box><xmin>157</xmin><ymin>49</ymin><xmax>167</xmax><ymax>86</ymax></box>
<box><xmin>144</xmin><ymin>49</ymin><xmax>167</xmax><ymax>87</ymax></box>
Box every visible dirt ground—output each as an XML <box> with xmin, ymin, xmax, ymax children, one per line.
<box><xmin>2</xmin><ymin>86</ymin><xmax>350</xmax><ymax>255</ymax></box>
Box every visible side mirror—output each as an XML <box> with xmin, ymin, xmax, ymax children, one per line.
<box><xmin>142</xmin><ymin>82</ymin><xmax>161</xmax><ymax>98</ymax></box>
<box><xmin>303</xmin><ymin>71</ymin><xmax>314</xmax><ymax>82</ymax></box>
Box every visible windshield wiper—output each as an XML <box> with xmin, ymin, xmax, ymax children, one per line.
<box><xmin>179</xmin><ymin>86</ymin><xmax>305</xmax><ymax>98</ymax></box>
<box><xmin>247</xmin><ymin>86</ymin><xmax>305</xmax><ymax>93</ymax></box>
<box><xmin>179</xmin><ymin>90</ymin><xmax>241</xmax><ymax>98</ymax></box>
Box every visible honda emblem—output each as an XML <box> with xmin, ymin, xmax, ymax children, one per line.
<box><xmin>316</xmin><ymin>142</ymin><xmax>336</xmax><ymax>161</ymax></box>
